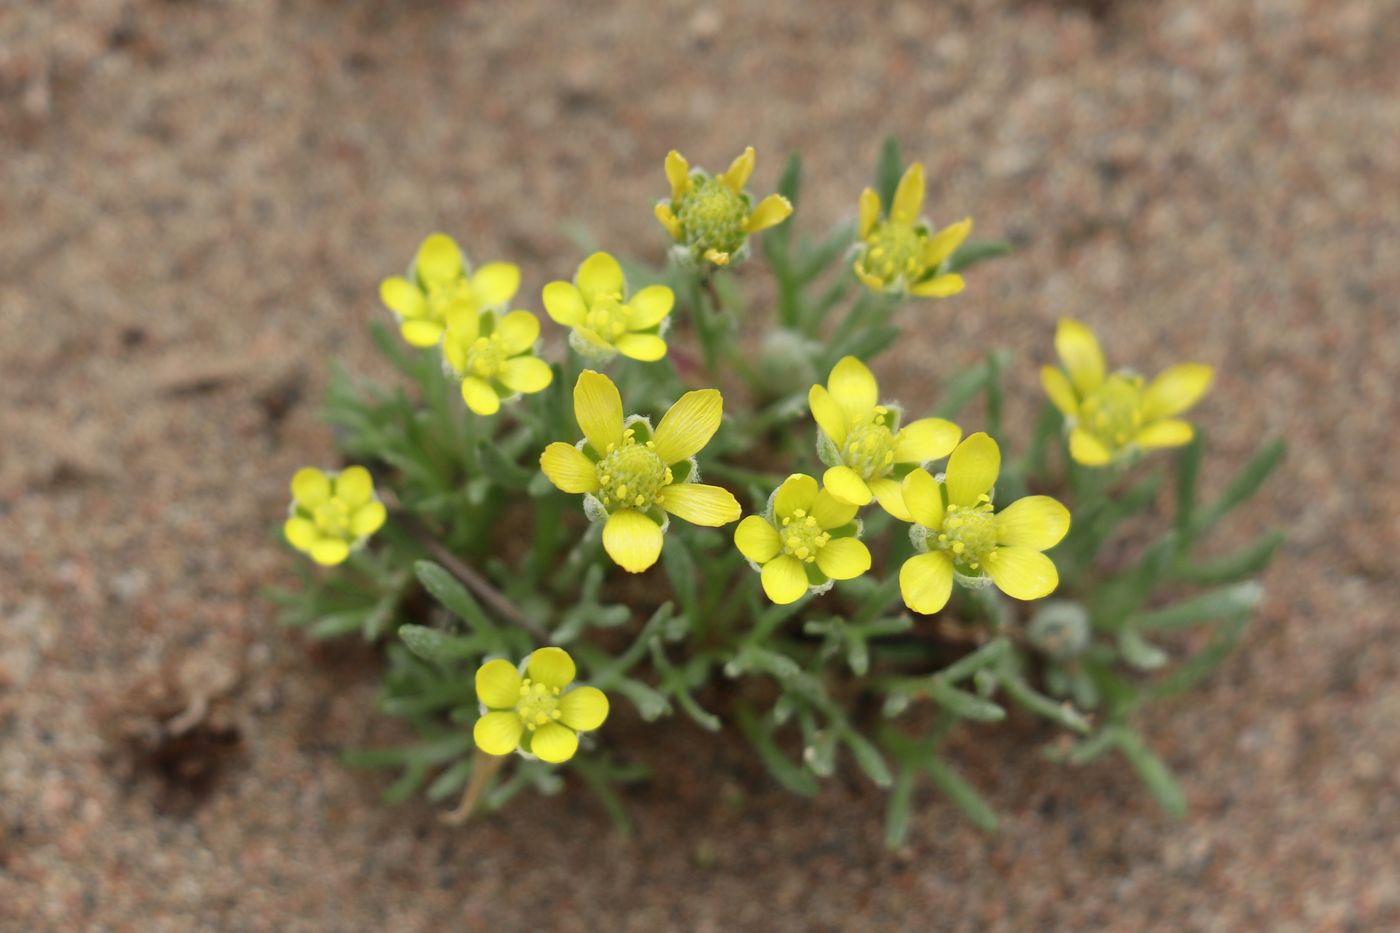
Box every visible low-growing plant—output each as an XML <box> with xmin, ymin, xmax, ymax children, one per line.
<box><xmin>269</xmin><ymin>140</ymin><xmax>1282</xmax><ymax>843</ymax></box>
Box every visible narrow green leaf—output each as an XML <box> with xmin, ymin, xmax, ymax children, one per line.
<box><xmin>928</xmin><ymin>679</ymin><xmax>1007</xmax><ymax>722</ymax></box>
<box><xmin>884</xmin><ymin>767</ymin><xmax>917</xmax><ymax>848</ymax></box>
<box><xmin>875</xmin><ymin>136</ymin><xmax>904</xmax><ymax>209</ymax></box>
<box><xmin>1189</xmin><ymin>438</ymin><xmax>1285</xmax><ymax>540</ymax></box>
<box><xmin>945</xmin><ymin>239</ymin><xmax>1013</xmax><ymax>274</ymax></box>
<box><xmin>661</xmin><ymin>534</ymin><xmax>699</xmax><ymax>620</ymax></box>
<box><xmin>1174</xmin><ymin>432</ymin><xmax>1204</xmax><ymax>537</ymax></box>
<box><xmin>1150</xmin><ymin>612</ymin><xmax>1251</xmax><ymax>697</ymax></box>
<box><xmin>842</xmin><ymin>728</ymin><xmax>894</xmax><ymax>788</ymax></box>
<box><xmin>735</xmin><ymin>705</ymin><xmax>819</xmax><ymax>797</ymax></box>
<box><xmin>1115</xmin><ymin>729</ymin><xmax>1186</xmax><ymax>818</ymax></box>
<box><xmin>925</xmin><ymin>757</ymin><xmax>999</xmax><ymax>831</ymax></box>
<box><xmin>998</xmin><ymin>674</ymin><xmax>1091</xmax><ymax>733</ymax></box>
<box><xmin>1134</xmin><ymin>581</ymin><xmax>1263</xmax><ymax>632</ymax></box>
<box><xmin>1118</xmin><ymin>628</ymin><xmax>1169</xmax><ymax>670</ymax></box>
<box><xmin>477</xmin><ymin>441</ymin><xmax>533</xmax><ymax>490</ymax></box>
<box><xmin>414</xmin><ymin>560</ymin><xmax>491</xmax><ymax>632</ymax></box>
<box><xmin>1171</xmin><ymin>531</ymin><xmax>1285</xmax><ymax>585</ymax></box>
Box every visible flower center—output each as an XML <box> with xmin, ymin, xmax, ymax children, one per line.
<box><xmin>842</xmin><ymin>412</ymin><xmax>897</xmax><ymax>481</ymax></box>
<box><xmin>514</xmin><ymin>678</ymin><xmax>561</xmax><ymax>731</ymax></box>
<box><xmin>313</xmin><ymin>498</ymin><xmax>352</xmax><ymax>536</ymax></box>
<box><xmin>584</xmin><ymin>295</ymin><xmax>630</xmax><ymax>341</ymax></box>
<box><xmin>675</xmin><ymin>177</ymin><xmax>748</xmax><ymax>256</ymax></box>
<box><xmin>1080</xmin><ymin>374</ymin><xmax>1146</xmax><ymax>449</ymax></box>
<box><xmin>595</xmin><ymin>430</ymin><xmax>672</xmax><ymax>512</ymax></box>
<box><xmin>865</xmin><ymin>222</ymin><xmax>925</xmax><ymax>283</ymax></box>
<box><xmin>935</xmin><ymin>498</ymin><xmax>998</xmax><ymax>572</ymax></box>
<box><xmin>464</xmin><ymin>334</ymin><xmax>508</xmax><ymax>379</ymax></box>
<box><xmin>779</xmin><ymin>509</ymin><xmax>830</xmax><ymax>564</ymax></box>
<box><xmin>424</xmin><ymin>278</ymin><xmax>473</xmax><ymax>323</ymax></box>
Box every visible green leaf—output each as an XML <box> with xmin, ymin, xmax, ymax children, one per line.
<box><xmin>477</xmin><ymin>441</ymin><xmax>533</xmax><ymax>490</ymax></box>
<box><xmin>1171</xmin><ymin>530</ymin><xmax>1285</xmax><ymax>585</ymax></box>
<box><xmin>397</xmin><ymin>624</ymin><xmax>485</xmax><ymax>664</ymax></box>
<box><xmin>612</xmin><ymin>678</ymin><xmax>672</xmax><ymax>722</ymax></box>
<box><xmin>842</xmin><ymin>728</ymin><xmax>893</xmax><ymax>788</ymax></box>
<box><xmin>875</xmin><ymin>136</ymin><xmax>904</xmax><ymax>210</ymax></box>
<box><xmin>927</xmin><ymin>679</ymin><xmax>1007</xmax><ymax>722</ymax></box>
<box><xmin>1114</xmin><ymin>729</ymin><xmax>1186</xmax><ymax>818</ymax></box>
<box><xmin>1174</xmin><ymin>432</ymin><xmax>1204</xmax><ymax>537</ymax></box>
<box><xmin>945</xmin><ymin>239</ymin><xmax>1013</xmax><ymax>274</ymax></box>
<box><xmin>998</xmin><ymin>673</ymin><xmax>1091</xmax><ymax>733</ymax></box>
<box><xmin>1150</xmin><ymin>612</ymin><xmax>1251</xmax><ymax>697</ymax></box>
<box><xmin>308</xmin><ymin>610</ymin><xmax>370</xmax><ymax>640</ymax></box>
<box><xmin>735</xmin><ymin>704</ymin><xmax>819</xmax><ymax>797</ymax></box>
<box><xmin>926</xmin><ymin>757</ymin><xmax>998</xmax><ymax>831</ymax></box>
<box><xmin>1134</xmin><ymin>581</ymin><xmax>1263</xmax><ymax>632</ymax></box>
<box><xmin>884</xmin><ymin>767</ymin><xmax>917</xmax><ymax>848</ymax></box>
<box><xmin>1189</xmin><ymin>438</ymin><xmax>1285</xmax><ymax>540</ymax></box>
<box><xmin>1117</xmin><ymin>628</ymin><xmax>1169</xmax><ymax>670</ymax></box>
<box><xmin>414</xmin><ymin>560</ymin><xmax>491</xmax><ymax>632</ymax></box>
<box><xmin>661</xmin><ymin>534</ymin><xmax>699</xmax><ymax>620</ymax></box>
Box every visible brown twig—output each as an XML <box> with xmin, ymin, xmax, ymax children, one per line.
<box><xmin>386</xmin><ymin>501</ymin><xmax>550</xmax><ymax>641</ymax></box>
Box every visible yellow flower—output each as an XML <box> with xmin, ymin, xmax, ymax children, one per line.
<box><xmin>809</xmin><ymin>356</ymin><xmax>962</xmax><ymax>520</ymax></box>
<box><xmin>734</xmin><ymin>473</ymin><xmax>871</xmax><ymax>605</ymax></box>
<box><xmin>654</xmin><ymin>147</ymin><xmax>793</xmax><ymax>267</ymax></box>
<box><xmin>899</xmin><ymin>433</ymin><xmax>1070</xmax><ymax>614</ymax></box>
<box><xmin>442</xmin><ymin>305</ymin><xmax>553</xmax><ymax>416</ymax></box>
<box><xmin>853</xmin><ymin>163</ymin><xmax>971</xmax><ymax>298</ymax></box>
<box><xmin>539</xmin><ymin>370</ymin><xmax>742</xmax><ymax>573</ymax></box>
<box><xmin>378</xmin><ymin>233</ymin><xmax>522</xmax><ymax>348</ymax></box>
<box><xmin>1041</xmin><ymin>318</ymin><xmax>1214</xmax><ymax>467</ymax></box>
<box><xmin>283</xmin><ymin>465</ymin><xmax>387</xmax><ymax>566</ymax></box>
<box><xmin>472</xmin><ymin>647</ymin><xmax>609</xmax><ymax>764</ymax></box>
<box><xmin>542</xmin><ymin>252</ymin><xmax>674</xmax><ymax>363</ymax></box>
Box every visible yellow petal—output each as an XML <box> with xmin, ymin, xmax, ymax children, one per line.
<box><xmin>470</xmin><ymin>262</ymin><xmax>521</xmax><ymax>307</ymax></box>
<box><xmin>350</xmin><ymin>501</ymin><xmax>387</xmax><ymax>538</ymax></box>
<box><xmin>283</xmin><ymin>516</ymin><xmax>318</xmax><ymax>551</ymax></box>
<box><xmin>760</xmin><ymin>554</ymin><xmax>810</xmax><ymax>605</ymax></box>
<box><xmin>444</xmin><ymin>303</ymin><xmax>480</xmax><ymax>343</ymax></box>
<box><xmin>334</xmin><ymin>465</ymin><xmax>373</xmax><ymax>506</ymax></box>
<box><xmin>527</xmin><ymin>646</ymin><xmax>576</xmax><ymax>689</ymax></box>
<box><xmin>473</xmin><ymin>710</ymin><xmax>524</xmax><ymax>756</ymax></box>
<box><xmin>627</xmin><ymin>285</ymin><xmax>674</xmax><ymax>329</ymax></box>
<box><xmin>995</xmin><ymin>495</ymin><xmax>1070</xmax><ymax>550</ymax></box>
<box><xmin>719</xmin><ymin>146</ymin><xmax>755</xmax><ymax>193</ymax></box>
<box><xmin>900</xmin><ymin>552</ymin><xmax>954</xmax><ymax>615</ymax></box>
<box><xmin>415</xmin><ymin>233</ymin><xmax>463</xmax><ymax>283</ymax></box>
<box><xmin>823</xmin><ymin>465</ymin><xmax>872</xmax><ymax>506</ymax></box>
<box><xmin>826</xmin><ymin>356</ymin><xmax>878</xmax><ymax>421</ymax></box>
<box><xmin>310</xmin><ymin>538</ymin><xmax>350</xmax><ymax>566</ymax></box>
<box><xmin>291</xmin><ymin>467</ymin><xmax>331</xmax><ymax>507</ymax></box>
<box><xmin>616</xmin><ymin>333</ymin><xmax>668</xmax><ymax>362</ymax></box>
<box><xmin>901</xmin><ymin>468</ymin><xmax>945</xmax><ymax>530</ymax></box>
<box><xmin>540</xmin><ymin>442</ymin><xmax>601</xmax><ymax>494</ymax></box>
<box><xmin>1136</xmin><ymin>419</ymin><xmax>1195</xmax><ymax>449</ymax></box>
<box><xmin>499</xmin><ymin>356</ymin><xmax>553</xmax><ymax>394</ymax></box>
<box><xmin>890</xmin><ymin>163</ymin><xmax>926</xmax><ymax>226</ymax></box>
<box><xmin>577</xmin><ymin>251</ymin><xmax>625</xmax><ymax>303</ymax></box>
<box><xmin>494</xmin><ymin>310</ymin><xmax>540</xmax><ymax>355</ymax></box>
<box><xmin>1040</xmin><ymin>366</ymin><xmax>1079</xmax><ymax>418</ymax></box>
<box><xmin>735</xmin><ymin>515</ymin><xmax>782</xmax><ymax>564</ymax></box>
<box><xmin>664</xmin><ymin>150</ymin><xmax>691</xmax><ymax>201</ymax></box>
<box><xmin>529</xmin><ymin>722</ymin><xmax>579</xmax><ymax>764</ymax></box>
<box><xmin>852</xmin><ymin>259</ymin><xmax>887</xmax><ymax>292</ymax></box>
<box><xmin>573</xmin><ymin>370</ymin><xmax>624</xmax><ymax>454</ymax></box>
<box><xmin>810</xmin><ymin>489</ymin><xmax>858</xmax><ymax>530</ymax></box>
<box><xmin>869</xmin><ymin>476</ymin><xmax>912</xmax><ymax>522</ymax></box>
<box><xmin>400</xmin><ymin>319</ymin><xmax>445</xmax><ymax>348</ymax></box>
<box><xmin>1055</xmin><ymin>318</ymin><xmax>1106</xmax><ymax>395</ymax></box>
<box><xmin>542</xmin><ymin>281</ymin><xmax>587</xmax><ymax>326</ymax></box>
<box><xmin>893</xmin><ymin>418</ymin><xmax>962</xmax><ymax>465</ymax></box>
<box><xmin>602</xmin><ymin>509</ymin><xmax>664</xmax><ymax>573</ymax></box>
<box><xmin>945</xmin><ymin>432</ymin><xmax>1000</xmax><ymax>507</ymax></box>
<box><xmin>744</xmin><ymin>194</ymin><xmax>793</xmax><ymax>233</ymax></box>
<box><xmin>1143</xmin><ymin>364</ymin><xmax>1213</xmax><ymax>420</ymax></box>
<box><xmin>475</xmin><ymin>658</ymin><xmax>524</xmax><ymax>709</ymax></box>
<box><xmin>461</xmin><ymin>376</ymin><xmax>501</xmax><ymax>416</ymax></box>
<box><xmin>652</xmin><ymin>389</ymin><xmax>722</xmax><ymax>464</ymax></box>
<box><xmin>909</xmin><ymin>273</ymin><xmax>965</xmax><ymax>298</ymax></box>
<box><xmin>654</xmin><ymin>202</ymin><xmax>682</xmax><ymax>240</ymax></box>
<box><xmin>922</xmin><ymin>217</ymin><xmax>972</xmax><ymax>268</ymax></box>
<box><xmin>558</xmin><ymin>686</ymin><xmax>609</xmax><ymax>732</ymax></box>
<box><xmin>1069</xmin><ymin>427</ymin><xmax>1112</xmax><ymax>466</ymax></box>
<box><xmin>773</xmin><ymin>473</ymin><xmax>819</xmax><ymax>518</ymax></box>
<box><xmin>807</xmin><ymin>384</ymin><xmax>849</xmax><ymax>447</ymax></box>
<box><xmin>660</xmin><ymin>483</ymin><xmax>740</xmax><ymax>527</ymax></box>
<box><xmin>985</xmin><ymin>546</ymin><xmax>1059</xmax><ymax>601</ymax></box>
<box><xmin>816</xmin><ymin>537</ymin><xmax>870</xmax><ymax>581</ymax></box>
<box><xmin>857</xmin><ymin>187</ymin><xmax>881</xmax><ymax>240</ymax></box>
<box><xmin>379</xmin><ymin>276</ymin><xmax>425</xmax><ymax>318</ymax></box>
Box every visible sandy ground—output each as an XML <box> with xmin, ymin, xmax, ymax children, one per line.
<box><xmin>2</xmin><ymin>0</ymin><xmax>1398</xmax><ymax>929</ymax></box>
